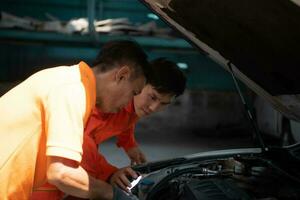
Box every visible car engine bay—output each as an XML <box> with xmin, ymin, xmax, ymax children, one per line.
<box><xmin>133</xmin><ymin>156</ymin><xmax>300</xmax><ymax>200</ymax></box>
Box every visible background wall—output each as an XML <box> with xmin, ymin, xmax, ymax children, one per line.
<box><xmin>0</xmin><ymin>0</ymin><xmax>251</xmax><ymax>132</ymax></box>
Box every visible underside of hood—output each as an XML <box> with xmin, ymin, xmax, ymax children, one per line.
<box><xmin>140</xmin><ymin>0</ymin><xmax>300</xmax><ymax>121</ymax></box>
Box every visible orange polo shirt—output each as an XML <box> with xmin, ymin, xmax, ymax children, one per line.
<box><xmin>0</xmin><ymin>61</ymin><xmax>96</xmax><ymax>200</ymax></box>
<box><xmin>87</xmin><ymin>100</ymin><xmax>138</xmax><ymax>150</ymax></box>
<box><xmin>83</xmin><ymin>100</ymin><xmax>139</xmax><ymax>180</ymax></box>
<box><xmin>31</xmin><ymin>100</ymin><xmax>139</xmax><ymax>200</ymax></box>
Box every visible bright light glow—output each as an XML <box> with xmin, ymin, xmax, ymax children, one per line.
<box><xmin>177</xmin><ymin>62</ymin><xmax>188</xmax><ymax>69</ymax></box>
<box><xmin>127</xmin><ymin>175</ymin><xmax>142</xmax><ymax>190</ymax></box>
<box><xmin>147</xmin><ymin>13</ymin><xmax>159</xmax><ymax>20</ymax></box>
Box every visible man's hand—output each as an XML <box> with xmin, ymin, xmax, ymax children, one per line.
<box><xmin>109</xmin><ymin>167</ymin><xmax>138</xmax><ymax>192</ymax></box>
<box><xmin>126</xmin><ymin>147</ymin><xmax>147</xmax><ymax>165</ymax></box>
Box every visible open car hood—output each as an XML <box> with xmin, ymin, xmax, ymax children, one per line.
<box><xmin>139</xmin><ymin>0</ymin><xmax>300</xmax><ymax>122</ymax></box>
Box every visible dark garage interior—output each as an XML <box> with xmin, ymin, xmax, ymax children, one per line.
<box><xmin>0</xmin><ymin>0</ymin><xmax>257</xmax><ymax>166</ymax></box>
<box><xmin>1</xmin><ymin>1</ymin><xmax>299</xmax><ymax>200</ymax></box>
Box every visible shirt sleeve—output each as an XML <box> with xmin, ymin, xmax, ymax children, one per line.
<box><xmin>80</xmin><ymin>134</ymin><xmax>118</xmax><ymax>181</ymax></box>
<box><xmin>45</xmin><ymin>83</ymin><xmax>86</xmax><ymax>162</ymax></box>
<box><xmin>116</xmin><ymin>125</ymin><xmax>138</xmax><ymax>151</ymax></box>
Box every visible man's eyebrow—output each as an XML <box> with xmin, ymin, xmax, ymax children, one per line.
<box><xmin>161</xmin><ymin>101</ymin><xmax>171</xmax><ymax>104</ymax></box>
<box><xmin>153</xmin><ymin>91</ymin><xmax>161</xmax><ymax>98</ymax></box>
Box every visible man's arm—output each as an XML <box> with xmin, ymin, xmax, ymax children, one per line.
<box><xmin>116</xmin><ymin>126</ymin><xmax>138</xmax><ymax>151</ymax></box>
<box><xmin>47</xmin><ymin>156</ymin><xmax>113</xmax><ymax>200</ymax></box>
<box><xmin>116</xmin><ymin>126</ymin><xmax>147</xmax><ymax>165</ymax></box>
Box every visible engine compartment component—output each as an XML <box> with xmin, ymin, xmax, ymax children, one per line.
<box><xmin>135</xmin><ymin>156</ymin><xmax>300</xmax><ymax>200</ymax></box>
<box><xmin>180</xmin><ymin>179</ymin><xmax>251</xmax><ymax>200</ymax></box>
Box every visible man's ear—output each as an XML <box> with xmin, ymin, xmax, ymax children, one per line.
<box><xmin>115</xmin><ymin>65</ymin><xmax>131</xmax><ymax>83</ymax></box>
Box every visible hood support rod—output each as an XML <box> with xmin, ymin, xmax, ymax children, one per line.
<box><xmin>227</xmin><ymin>62</ymin><xmax>266</xmax><ymax>151</ymax></box>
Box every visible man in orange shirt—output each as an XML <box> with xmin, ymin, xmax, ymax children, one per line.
<box><xmin>77</xmin><ymin>58</ymin><xmax>186</xmax><ymax>193</ymax></box>
<box><xmin>0</xmin><ymin>40</ymin><xmax>151</xmax><ymax>200</ymax></box>
<box><xmin>31</xmin><ymin>58</ymin><xmax>186</xmax><ymax>199</ymax></box>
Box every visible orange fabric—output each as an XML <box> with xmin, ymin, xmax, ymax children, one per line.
<box><xmin>31</xmin><ymin>100</ymin><xmax>139</xmax><ymax>200</ymax></box>
<box><xmin>81</xmin><ymin>134</ymin><xmax>118</xmax><ymax>181</ymax></box>
<box><xmin>31</xmin><ymin>186</ymin><xmax>64</xmax><ymax>200</ymax></box>
<box><xmin>0</xmin><ymin>62</ymin><xmax>96</xmax><ymax>200</ymax></box>
<box><xmin>79</xmin><ymin>61</ymin><xmax>96</xmax><ymax>125</ymax></box>
<box><xmin>87</xmin><ymin>100</ymin><xmax>138</xmax><ymax>150</ymax></box>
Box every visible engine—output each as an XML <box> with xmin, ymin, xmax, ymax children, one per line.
<box><xmin>134</xmin><ymin>157</ymin><xmax>300</xmax><ymax>200</ymax></box>
<box><xmin>180</xmin><ymin>178</ymin><xmax>250</xmax><ymax>200</ymax></box>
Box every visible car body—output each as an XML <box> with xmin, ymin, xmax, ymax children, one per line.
<box><xmin>255</xmin><ymin>95</ymin><xmax>300</xmax><ymax>146</ymax></box>
<box><xmin>131</xmin><ymin>0</ymin><xmax>300</xmax><ymax>199</ymax></box>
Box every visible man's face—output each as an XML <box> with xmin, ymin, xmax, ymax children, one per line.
<box><xmin>134</xmin><ymin>84</ymin><xmax>174</xmax><ymax>118</ymax></box>
<box><xmin>96</xmin><ymin>66</ymin><xmax>146</xmax><ymax>113</ymax></box>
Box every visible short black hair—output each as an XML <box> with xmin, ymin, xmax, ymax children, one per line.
<box><xmin>149</xmin><ymin>58</ymin><xmax>186</xmax><ymax>97</ymax></box>
<box><xmin>93</xmin><ymin>40</ymin><xmax>151</xmax><ymax>81</ymax></box>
